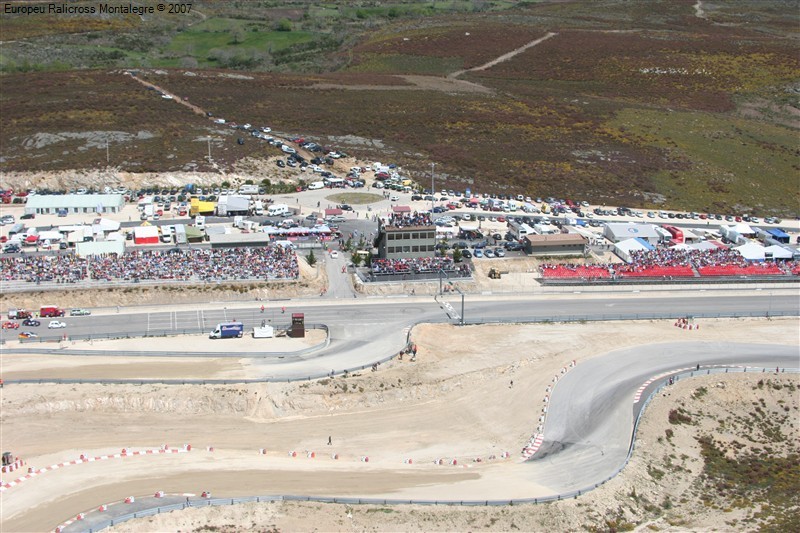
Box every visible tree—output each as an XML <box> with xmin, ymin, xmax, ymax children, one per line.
<box><xmin>453</xmin><ymin>248</ymin><xmax>463</xmax><ymax>263</ymax></box>
<box><xmin>306</xmin><ymin>250</ymin><xmax>316</xmax><ymax>266</ymax></box>
<box><xmin>275</xmin><ymin>19</ymin><xmax>292</xmax><ymax>32</ymax></box>
<box><xmin>221</xmin><ymin>180</ymin><xmax>231</xmax><ymax>188</ymax></box>
<box><xmin>352</xmin><ymin>253</ymin><xmax>363</xmax><ymax>267</ymax></box>
<box><xmin>244</xmin><ymin>179</ymin><xmax>254</xmax><ymax>185</ymax></box>
<box><xmin>230</xmin><ymin>27</ymin><xmax>246</xmax><ymax>44</ymax></box>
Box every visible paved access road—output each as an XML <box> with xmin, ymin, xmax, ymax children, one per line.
<box><xmin>5</xmin><ymin>292</ymin><xmax>798</xmax><ymax>382</ymax></box>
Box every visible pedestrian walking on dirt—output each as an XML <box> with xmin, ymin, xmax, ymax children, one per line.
<box><xmin>328</xmin><ymin>436</ymin><xmax>332</xmax><ymax>446</ymax></box>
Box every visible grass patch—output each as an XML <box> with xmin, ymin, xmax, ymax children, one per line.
<box><xmin>166</xmin><ymin>18</ymin><xmax>316</xmax><ymax>65</ymax></box>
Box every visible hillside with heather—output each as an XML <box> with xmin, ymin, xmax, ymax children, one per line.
<box><xmin>1</xmin><ymin>0</ymin><xmax>798</xmax><ymax>215</ymax></box>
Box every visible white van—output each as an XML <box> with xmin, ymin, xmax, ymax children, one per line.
<box><xmin>308</xmin><ymin>181</ymin><xmax>325</xmax><ymax>190</ymax></box>
<box><xmin>195</xmin><ymin>215</ymin><xmax>206</xmax><ymax>230</ymax></box>
<box><xmin>267</xmin><ymin>203</ymin><xmax>290</xmax><ymax>217</ymax></box>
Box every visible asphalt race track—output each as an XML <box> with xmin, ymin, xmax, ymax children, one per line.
<box><xmin>2</xmin><ymin>290</ymin><xmax>799</xmax><ymax>531</ymax></box>
<box><xmin>531</xmin><ymin>341</ymin><xmax>799</xmax><ymax>493</ymax></box>
<box><xmin>5</xmin><ymin>292</ymin><xmax>799</xmax><ymax>381</ymax></box>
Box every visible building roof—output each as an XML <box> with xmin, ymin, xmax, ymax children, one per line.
<box><xmin>382</xmin><ymin>225</ymin><xmax>434</xmax><ymax>232</ymax></box>
<box><xmin>605</xmin><ymin>223</ymin><xmax>661</xmax><ymax>240</ymax></box>
<box><xmin>525</xmin><ymin>233</ymin><xmax>587</xmax><ymax>246</ymax></box>
<box><xmin>25</xmin><ymin>194</ymin><xmax>125</xmax><ymax>209</ymax></box>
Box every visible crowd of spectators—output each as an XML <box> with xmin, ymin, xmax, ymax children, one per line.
<box><xmin>384</xmin><ymin>211</ymin><xmax>432</xmax><ymax>228</ymax></box>
<box><xmin>540</xmin><ymin>248</ymin><xmax>798</xmax><ymax>279</ymax></box>
<box><xmin>0</xmin><ymin>247</ymin><xmax>298</xmax><ymax>284</ymax></box>
<box><xmin>372</xmin><ymin>257</ymin><xmax>471</xmax><ymax>277</ymax></box>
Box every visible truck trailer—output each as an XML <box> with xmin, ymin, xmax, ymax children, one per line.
<box><xmin>209</xmin><ymin>322</ymin><xmax>244</xmax><ymax>339</ymax></box>
<box><xmin>40</xmin><ymin>305</ymin><xmax>65</xmax><ymax>318</ymax></box>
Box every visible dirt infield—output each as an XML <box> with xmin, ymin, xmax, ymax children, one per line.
<box><xmin>1</xmin><ymin>317</ymin><xmax>798</xmax><ymax>531</ymax></box>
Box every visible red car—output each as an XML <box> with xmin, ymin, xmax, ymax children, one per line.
<box><xmin>2</xmin><ymin>321</ymin><xmax>20</xmax><ymax>329</ymax></box>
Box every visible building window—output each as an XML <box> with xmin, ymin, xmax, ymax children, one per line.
<box><xmin>403</xmin><ymin>233</ymin><xmax>410</xmax><ymax>240</ymax></box>
<box><xmin>403</xmin><ymin>246</ymin><xmax>410</xmax><ymax>253</ymax></box>
<box><xmin>412</xmin><ymin>232</ymin><xmax>419</xmax><ymax>239</ymax></box>
<box><xmin>412</xmin><ymin>245</ymin><xmax>419</xmax><ymax>252</ymax></box>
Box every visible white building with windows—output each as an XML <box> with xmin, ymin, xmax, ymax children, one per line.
<box><xmin>24</xmin><ymin>194</ymin><xmax>125</xmax><ymax>215</ymax></box>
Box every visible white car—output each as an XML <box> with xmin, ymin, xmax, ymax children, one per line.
<box><xmin>330</xmin><ymin>250</ymin><xmax>339</xmax><ymax>259</ymax></box>
<box><xmin>281</xmin><ymin>145</ymin><xmax>297</xmax><ymax>154</ymax></box>
<box><xmin>389</xmin><ymin>195</ymin><xmax>399</xmax><ymax>201</ymax></box>
<box><xmin>48</xmin><ymin>320</ymin><xmax>66</xmax><ymax>329</ymax></box>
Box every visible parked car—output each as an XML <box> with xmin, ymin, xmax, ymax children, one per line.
<box><xmin>494</xmin><ymin>248</ymin><xmax>506</xmax><ymax>257</ymax></box>
<box><xmin>461</xmin><ymin>249</ymin><xmax>472</xmax><ymax>259</ymax></box>
<box><xmin>70</xmin><ymin>308</ymin><xmax>91</xmax><ymax>316</ymax></box>
<box><xmin>48</xmin><ymin>320</ymin><xmax>67</xmax><ymax>329</ymax></box>
<box><xmin>484</xmin><ymin>249</ymin><xmax>495</xmax><ymax>258</ymax></box>
<box><xmin>22</xmin><ymin>319</ymin><xmax>41</xmax><ymax>327</ymax></box>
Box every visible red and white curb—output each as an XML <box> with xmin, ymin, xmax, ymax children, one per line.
<box><xmin>521</xmin><ymin>360</ymin><xmax>576</xmax><ymax>461</ymax></box>
<box><xmin>0</xmin><ymin>445</ymin><xmax>192</xmax><ymax>492</ymax></box>
<box><xmin>633</xmin><ymin>367</ymin><xmax>694</xmax><ymax>403</ymax></box>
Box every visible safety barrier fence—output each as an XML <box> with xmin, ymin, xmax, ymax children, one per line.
<box><xmin>62</xmin><ymin>365</ymin><xmax>799</xmax><ymax>533</ymax></box>
<box><xmin>14</xmin><ymin>323</ymin><xmax>328</xmax><ymax>348</ymax></box>
<box><xmin>0</xmin><ymin>276</ymin><xmax>298</xmax><ymax>294</ymax></box>
<box><xmin>539</xmin><ymin>275</ymin><xmax>799</xmax><ymax>287</ymax></box>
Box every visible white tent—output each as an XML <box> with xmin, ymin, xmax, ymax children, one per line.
<box><xmin>689</xmin><ymin>241</ymin><xmax>718</xmax><ymax>251</ymax></box>
<box><xmin>733</xmin><ymin>223</ymin><xmax>755</xmax><ymax>235</ymax></box>
<box><xmin>735</xmin><ymin>242</ymin><xmax>765</xmax><ymax>261</ymax></box>
<box><xmin>614</xmin><ymin>237</ymin><xmax>653</xmax><ymax>263</ymax></box>
<box><xmin>92</xmin><ymin>218</ymin><xmax>121</xmax><ymax>232</ymax></box>
<box><xmin>37</xmin><ymin>230</ymin><xmax>62</xmax><ymax>242</ymax></box>
<box><xmin>764</xmin><ymin>245</ymin><xmax>793</xmax><ymax>259</ymax></box>
<box><xmin>669</xmin><ymin>243</ymin><xmax>692</xmax><ymax>251</ymax></box>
